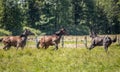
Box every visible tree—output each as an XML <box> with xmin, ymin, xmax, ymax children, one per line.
<box><xmin>0</xmin><ymin>0</ymin><xmax>4</xmax><ymax>28</ymax></box>
<box><xmin>2</xmin><ymin>0</ymin><xmax>23</xmax><ymax>35</ymax></box>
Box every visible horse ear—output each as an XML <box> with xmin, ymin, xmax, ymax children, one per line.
<box><xmin>89</xmin><ymin>29</ymin><xmax>93</xmax><ymax>36</ymax></box>
<box><xmin>89</xmin><ymin>29</ymin><xmax>97</xmax><ymax>38</ymax></box>
<box><xmin>92</xmin><ymin>30</ymin><xmax>97</xmax><ymax>37</ymax></box>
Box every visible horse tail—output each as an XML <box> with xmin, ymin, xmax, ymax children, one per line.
<box><xmin>0</xmin><ymin>38</ymin><xmax>3</xmax><ymax>42</ymax></box>
<box><xmin>36</xmin><ymin>41</ymin><xmax>40</xmax><ymax>49</ymax></box>
<box><xmin>112</xmin><ymin>35</ymin><xmax>117</xmax><ymax>43</ymax></box>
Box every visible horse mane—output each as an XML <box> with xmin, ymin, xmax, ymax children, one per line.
<box><xmin>19</xmin><ymin>29</ymin><xmax>29</xmax><ymax>37</ymax></box>
<box><xmin>54</xmin><ymin>28</ymin><xmax>66</xmax><ymax>36</ymax></box>
<box><xmin>20</xmin><ymin>34</ymin><xmax>26</xmax><ymax>37</ymax></box>
<box><xmin>55</xmin><ymin>31</ymin><xmax>61</xmax><ymax>36</ymax></box>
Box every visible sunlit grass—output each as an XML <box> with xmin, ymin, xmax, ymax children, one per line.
<box><xmin>0</xmin><ymin>44</ymin><xmax>120</xmax><ymax>72</ymax></box>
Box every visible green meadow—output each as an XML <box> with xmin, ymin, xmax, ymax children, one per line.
<box><xmin>0</xmin><ymin>44</ymin><xmax>120</xmax><ymax>72</ymax></box>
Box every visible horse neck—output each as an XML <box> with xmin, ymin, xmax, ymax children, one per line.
<box><xmin>20</xmin><ymin>35</ymin><xmax>28</xmax><ymax>43</ymax></box>
<box><xmin>56</xmin><ymin>34</ymin><xmax>63</xmax><ymax>41</ymax></box>
<box><xmin>91</xmin><ymin>35</ymin><xmax>98</xmax><ymax>39</ymax></box>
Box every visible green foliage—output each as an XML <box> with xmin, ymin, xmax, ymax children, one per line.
<box><xmin>2</xmin><ymin>0</ymin><xmax>23</xmax><ymax>35</ymax></box>
<box><xmin>0</xmin><ymin>0</ymin><xmax>4</xmax><ymax>27</ymax></box>
<box><xmin>95</xmin><ymin>0</ymin><xmax>120</xmax><ymax>34</ymax></box>
<box><xmin>0</xmin><ymin>0</ymin><xmax>120</xmax><ymax>35</ymax></box>
<box><xmin>0</xmin><ymin>45</ymin><xmax>120</xmax><ymax>72</ymax></box>
<box><xmin>0</xmin><ymin>29</ymin><xmax>12</xmax><ymax>36</ymax></box>
<box><xmin>23</xmin><ymin>26</ymin><xmax>46</xmax><ymax>35</ymax></box>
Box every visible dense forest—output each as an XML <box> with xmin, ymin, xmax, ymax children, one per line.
<box><xmin>0</xmin><ymin>0</ymin><xmax>120</xmax><ymax>35</ymax></box>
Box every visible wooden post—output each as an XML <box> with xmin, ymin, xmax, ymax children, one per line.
<box><xmin>72</xmin><ymin>0</ymin><xmax>79</xmax><ymax>48</ymax></box>
<box><xmin>61</xmin><ymin>36</ymin><xmax>64</xmax><ymax>48</ymax></box>
<box><xmin>35</xmin><ymin>35</ymin><xmax>38</xmax><ymax>48</ymax></box>
<box><xmin>76</xmin><ymin>35</ymin><xmax>78</xmax><ymax>48</ymax></box>
<box><xmin>118</xmin><ymin>36</ymin><xmax>120</xmax><ymax>45</ymax></box>
<box><xmin>84</xmin><ymin>36</ymin><xmax>88</xmax><ymax>49</ymax></box>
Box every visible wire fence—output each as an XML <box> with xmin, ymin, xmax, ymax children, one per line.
<box><xmin>0</xmin><ymin>35</ymin><xmax>119</xmax><ymax>49</ymax></box>
<box><xmin>24</xmin><ymin>35</ymin><xmax>120</xmax><ymax>48</ymax></box>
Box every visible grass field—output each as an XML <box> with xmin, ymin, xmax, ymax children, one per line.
<box><xmin>0</xmin><ymin>44</ymin><xmax>120</xmax><ymax>72</ymax></box>
<box><xmin>0</xmin><ymin>35</ymin><xmax>120</xmax><ymax>72</ymax></box>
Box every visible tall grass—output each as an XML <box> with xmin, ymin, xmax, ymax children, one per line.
<box><xmin>0</xmin><ymin>44</ymin><xmax>120</xmax><ymax>72</ymax></box>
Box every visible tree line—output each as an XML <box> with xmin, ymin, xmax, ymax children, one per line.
<box><xmin>0</xmin><ymin>0</ymin><xmax>120</xmax><ymax>35</ymax></box>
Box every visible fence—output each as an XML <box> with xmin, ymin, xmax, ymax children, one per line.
<box><xmin>0</xmin><ymin>35</ymin><xmax>119</xmax><ymax>49</ymax></box>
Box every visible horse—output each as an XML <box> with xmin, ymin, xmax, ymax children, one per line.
<box><xmin>88</xmin><ymin>30</ymin><xmax>117</xmax><ymax>52</ymax></box>
<box><xmin>0</xmin><ymin>29</ymin><xmax>34</xmax><ymax>50</ymax></box>
<box><xmin>37</xmin><ymin>28</ymin><xmax>66</xmax><ymax>50</ymax></box>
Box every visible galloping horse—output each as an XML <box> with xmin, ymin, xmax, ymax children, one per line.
<box><xmin>0</xmin><ymin>29</ymin><xmax>34</xmax><ymax>50</ymax></box>
<box><xmin>88</xmin><ymin>30</ymin><xmax>117</xmax><ymax>52</ymax></box>
<box><xmin>37</xmin><ymin>28</ymin><xmax>66</xmax><ymax>50</ymax></box>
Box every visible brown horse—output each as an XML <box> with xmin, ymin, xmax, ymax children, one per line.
<box><xmin>0</xmin><ymin>29</ymin><xmax>34</xmax><ymax>50</ymax></box>
<box><xmin>37</xmin><ymin>28</ymin><xmax>66</xmax><ymax>50</ymax></box>
<box><xmin>88</xmin><ymin>30</ymin><xmax>117</xmax><ymax>52</ymax></box>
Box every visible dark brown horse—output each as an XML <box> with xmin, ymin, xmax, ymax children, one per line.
<box><xmin>0</xmin><ymin>29</ymin><xmax>34</xmax><ymax>50</ymax></box>
<box><xmin>37</xmin><ymin>28</ymin><xmax>66</xmax><ymax>50</ymax></box>
<box><xmin>88</xmin><ymin>30</ymin><xmax>117</xmax><ymax>52</ymax></box>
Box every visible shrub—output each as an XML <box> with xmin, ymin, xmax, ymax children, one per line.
<box><xmin>0</xmin><ymin>29</ymin><xmax>12</xmax><ymax>36</ymax></box>
<box><xmin>23</xmin><ymin>26</ymin><xmax>46</xmax><ymax>36</ymax></box>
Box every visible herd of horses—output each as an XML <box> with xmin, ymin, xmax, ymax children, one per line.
<box><xmin>0</xmin><ymin>28</ymin><xmax>117</xmax><ymax>52</ymax></box>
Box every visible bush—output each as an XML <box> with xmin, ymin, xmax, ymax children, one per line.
<box><xmin>0</xmin><ymin>29</ymin><xmax>12</xmax><ymax>36</ymax></box>
<box><xmin>23</xmin><ymin>26</ymin><xmax>46</xmax><ymax>36</ymax></box>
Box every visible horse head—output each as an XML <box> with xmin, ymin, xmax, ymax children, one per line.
<box><xmin>55</xmin><ymin>28</ymin><xmax>67</xmax><ymax>35</ymax></box>
<box><xmin>89</xmin><ymin>29</ymin><xmax>97</xmax><ymax>38</ymax></box>
<box><xmin>20</xmin><ymin>29</ymin><xmax>34</xmax><ymax>37</ymax></box>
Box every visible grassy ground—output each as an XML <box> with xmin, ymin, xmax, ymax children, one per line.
<box><xmin>0</xmin><ymin>44</ymin><xmax>120</xmax><ymax>72</ymax></box>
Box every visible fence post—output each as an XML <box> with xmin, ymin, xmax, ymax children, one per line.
<box><xmin>61</xmin><ymin>36</ymin><xmax>64</xmax><ymax>48</ymax></box>
<box><xmin>35</xmin><ymin>35</ymin><xmax>38</xmax><ymax>48</ymax></box>
<box><xmin>118</xmin><ymin>36</ymin><xmax>120</xmax><ymax>45</ymax></box>
<box><xmin>84</xmin><ymin>36</ymin><xmax>88</xmax><ymax>49</ymax></box>
<box><xmin>75</xmin><ymin>36</ymin><xmax>77</xmax><ymax>48</ymax></box>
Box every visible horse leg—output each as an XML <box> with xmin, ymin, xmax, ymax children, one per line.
<box><xmin>55</xmin><ymin>44</ymin><xmax>58</xmax><ymax>50</ymax></box>
<box><xmin>104</xmin><ymin>45</ymin><xmax>108</xmax><ymax>52</ymax></box>
<box><xmin>16</xmin><ymin>43</ymin><xmax>20</xmax><ymax>50</ymax></box>
<box><xmin>21</xmin><ymin>47</ymin><xmax>24</xmax><ymax>50</ymax></box>
<box><xmin>45</xmin><ymin>45</ymin><xmax>49</xmax><ymax>49</ymax></box>
<box><xmin>20</xmin><ymin>43</ymin><xmax>26</xmax><ymax>50</ymax></box>
<box><xmin>20</xmin><ymin>45</ymin><xmax>25</xmax><ymax>50</ymax></box>
<box><xmin>40</xmin><ymin>42</ymin><xmax>46</xmax><ymax>49</ymax></box>
<box><xmin>3</xmin><ymin>45</ymin><xmax>8</xmax><ymax>50</ymax></box>
<box><xmin>53</xmin><ymin>42</ymin><xmax>58</xmax><ymax>50</ymax></box>
<box><xmin>103</xmin><ymin>41</ymin><xmax>111</xmax><ymax>52</ymax></box>
<box><xmin>103</xmin><ymin>43</ymin><xmax>110</xmax><ymax>52</ymax></box>
<box><xmin>36</xmin><ymin>41</ymin><xmax>40</xmax><ymax>49</ymax></box>
<box><xmin>6</xmin><ymin>45</ymin><xmax>11</xmax><ymax>50</ymax></box>
<box><xmin>3</xmin><ymin>44</ymin><xmax>11</xmax><ymax>50</ymax></box>
<box><xmin>3</xmin><ymin>45</ymin><xmax>7</xmax><ymax>50</ymax></box>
